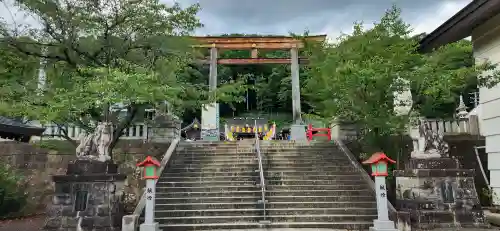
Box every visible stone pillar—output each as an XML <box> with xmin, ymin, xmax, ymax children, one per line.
<box><xmin>43</xmin><ymin>160</ymin><xmax>126</xmax><ymax>231</ymax></box>
<box><xmin>290</xmin><ymin>46</ymin><xmax>302</xmax><ymax>124</ymax></box>
<box><xmin>140</xmin><ymin>179</ymin><xmax>159</xmax><ymax>231</ymax></box>
<box><xmin>209</xmin><ymin>46</ymin><xmax>218</xmax><ymax>92</ymax></box>
<box><xmin>202</xmin><ymin>46</ymin><xmax>220</xmax><ymax>141</ymax></box>
<box><xmin>290</xmin><ymin>46</ymin><xmax>306</xmax><ymax>141</ymax></box>
<box><xmin>371</xmin><ymin>176</ymin><xmax>397</xmax><ymax>231</ymax></box>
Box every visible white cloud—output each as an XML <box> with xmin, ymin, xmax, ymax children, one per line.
<box><xmin>411</xmin><ymin>0</ymin><xmax>471</xmax><ymax>35</ymax></box>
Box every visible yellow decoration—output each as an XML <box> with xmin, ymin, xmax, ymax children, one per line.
<box><xmin>258</xmin><ymin>126</ymin><xmax>262</xmax><ymax>132</ymax></box>
<box><xmin>193</xmin><ymin>124</ymin><xmax>198</xmax><ymax>129</ymax></box>
<box><xmin>242</xmin><ymin>127</ymin><xmax>246</xmax><ymax>133</ymax></box>
<box><xmin>227</xmin><ymin>132</ymin><xmax>234</xmax><ymax>141</ymax></box>
<box><xmin>231</xmin><ymin>126</ymin><xmax>235</xmax><ymax>132</ymax></box>
<box><xmin>236</xmin><ymin>126</ymin><xmax>240</xmax><ymax>132</ymax></box>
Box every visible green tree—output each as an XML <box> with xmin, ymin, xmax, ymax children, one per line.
<box><xmin>0</xmin><ymin>0</ymin><xmax>246</xmax><ymax>153</ymax></box>
<box><xmin>303</xmin><ymin>6</ymin><xmax>500</xmax><ymax>153</ymax></box>
<box><xmin>0</xmin><ymin>39</ymin><xmax>40</xmax><ymax>117</ymax></box>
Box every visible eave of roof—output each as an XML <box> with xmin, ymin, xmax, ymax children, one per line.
<box><xmin>419</xmin><ymin>0</ymin><xmax>500</xmax><ymax>52</ymax></box>
<box><xmin>0</xmin><ymin>116</ymin><xmax>45</xmax><ymax>136</ymax></box>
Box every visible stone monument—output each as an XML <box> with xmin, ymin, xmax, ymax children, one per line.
<box><xmin>394</xmin><ymin>112</ymin><xmax>488</xmax><ymax>229</ymax></box>
<box><xmin>44</xmin><ymin>122</ymin><xmax>126</xmax><ymax>231</ymax></box>
<box><xmin>148</xmin><ymin>102</ymin><xmax>181</xmax><ymax>143</ymax></box>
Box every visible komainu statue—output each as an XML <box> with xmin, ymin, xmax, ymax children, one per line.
<box><xmin>76</xmin><ymin>122</ymin><xmax>113</xmax><ymax>162</ymax></box>
<box><xmin>409</xmin><ymin>119</ymin><xmax>449</xmax><ymax>159</ymax></box>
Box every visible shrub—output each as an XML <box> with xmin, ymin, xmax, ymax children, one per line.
<box><xmin>0</xmin><ymin>163</ymin><xmax>27</xmax><ymax>217</ymax></box>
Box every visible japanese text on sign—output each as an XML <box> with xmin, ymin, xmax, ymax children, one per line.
<box><xmin>146</xmin><ymin>187</ymin><xmax>153</xmax><ymax>200</ymax></box>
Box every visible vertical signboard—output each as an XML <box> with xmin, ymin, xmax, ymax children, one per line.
<box><xmin>201</xmin><ymin>103</ymin><xmax>220</xmax><ymax>141</ymax></box>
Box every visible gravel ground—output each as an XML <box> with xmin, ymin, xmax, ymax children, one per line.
<box><xmin>0</xmin><ymin>217</ymin><xmax>498</xmax><ymax>231</ymax></box>
<box><xmin>0</xmin><ymin>215</ymin><xmax>45</xmax><ymax>231</ymax></box>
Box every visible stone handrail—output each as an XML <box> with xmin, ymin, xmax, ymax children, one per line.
<box><xmin>253</xmin><ymin>123</ymin><xmax>268</xmax><ymax>222</ymax></box>
<box><xmin>334</xmin><ymin>139</ymin><xmax>411</xmax><ymax>230</ymax></box>
<box><xmin>122</xmin><ymin>138</ymin><xmax>180</xmax><ymax>231</ymax></box>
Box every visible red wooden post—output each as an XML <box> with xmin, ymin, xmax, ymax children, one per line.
<box><xmin>307</xmin><ymin>124</ymin><xmax>313</xmax><ymax>141</ymax></box>
<box><xmin>327</xmin><ymin>128</ymin><xmax>332</xmax><ymax>141</ymax></box>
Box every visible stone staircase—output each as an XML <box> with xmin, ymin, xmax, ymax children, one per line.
<box><xmin>154</xmin><ymin>141</ymin><xmax>377</xmax><ymax>230</ymax></box>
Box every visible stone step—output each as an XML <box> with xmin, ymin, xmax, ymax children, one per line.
<box><xmin>170</xmin><ymin>156</ymin><xmax>350</xmax><ymax>163</ymax></box>
<box><xmin>159</xmin><ymin>221</ymin><xmax>372</xmax><ymax>231</ymax></box>
<box><xmin>157</xmin><ymin>190</ymin><xmax>371</xmax><ymax>198</ymax></box>
<box><xmin>167</xmin><ymin>162</ymin><xmax>351</xmax><ymax>169</ymax></box>
<box><xmin>165</xmin><ymin>166</ymin><xmax>357</xmax><ymax>173</ymax></box>
<box><xmin>178</xmin><ymin>144</ymin><xmax>335</xmax><ymax>148</ymax></box>
<box><xmin>157</xmin><ymin>196</ymin><xmax>376</xmax><ymax>204</ymax></box>
<box><xmin>161</xmin><ymin>174</ymin><xmax>365</xmax><ymax>181</ymax></box>
<box><xmin>176</xmin><ymin>147</ymin><xmax>338</xmax><ymax>151</ymax></box>
<box><xmin>158</xmin><ymin>179</ymin><xmax>367</xmax><ymax>187</ymax></box>
<box><xmin>158</xmin><ymin>184</ymin><xmax>367</xmax><ymax>193</ymax></box>
<box><xmin>266</xmin><ymin>190</ymin><xmax>372</xmax><ymax>197</ymax></box>
<box><xmin>169</xmin><ymin>155</ymin><xmax>350</xmax><ymax>164</ymax></box>
<box><xmin>170</xmin><ymin>157</ymin><xmax>348</xmax><ymax>163</ymax></box>
<box><xmin>157</xmin><ymin>196</ymin><xmax>260</xmax><ymax>204</ymax></box>
<box><xmin>158</xmin><ymin>181</ymin><xmax>257</xmax><ymax>187</ymax></box>
<box><xmin>176</xmin><ymin>150</ymin><xmax>340</xmax><ymax>154</ymax></box>
<box><xmin>155</xmin><ymin>207</ymin><xmax>378</xmax><ymax>217</ymax></box>
<box><xmin>162</xmin><ymin>171</ymin><xmax>361</xmax><ymax>177</ymax></box>
<box><xmin>173</xmin><ymin>152</ymin><xmax>342</xmax><ymax>157</ymax></box>
<box><xmin>155</xmin><ymin>214</ymin><xmax>376</xmax><ymax>224</ymax></box>
<box><xmin>156</xmin><ymin>201</ymin><xmax>376</xmax><ymax>210</ymax></box>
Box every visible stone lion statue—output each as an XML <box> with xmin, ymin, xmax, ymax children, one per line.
<box><xmin>409</xmin><ymin>119</ymin><xmax>449</xmax><ymax>159</ymax></box>
<box><xmin>76</xmin><ymin>122</ymin><xmax>113</xmax><ymax>162</ymax></box>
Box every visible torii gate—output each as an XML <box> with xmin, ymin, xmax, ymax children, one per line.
<box><xmin>193</xmin><ymin>35</ymin><xmax>326</xmax><ymax>141</ymax></box>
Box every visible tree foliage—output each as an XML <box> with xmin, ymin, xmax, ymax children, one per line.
<box><xmin>303</xmin><ymin>6</ymin><xmax>500</xmax><ymax>151</ymax></box>
<box><xmin>0</xmin><ymin>0</ymin><xmax>247</xmax><ymax>148</ymax></box>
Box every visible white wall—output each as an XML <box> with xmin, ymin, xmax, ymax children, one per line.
<box><xmin>472</xmin><ymin>12</ymin><xmax>500</xmax><ymax>204</ymax></box>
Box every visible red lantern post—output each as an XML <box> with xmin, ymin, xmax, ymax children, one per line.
<box><xmin>362</xmin><ymin>152</ymin><xmax>397</xmax><ymax>231</ymax></box>
<box><xmin>137</xmin><ymin>156</ymin><xmax>161</xmax><ymax>180</ymax></box>
<box><xmin>137</xmin><ymin>156</ymin><xmax>161</xmax><ymax>231</ymax></box>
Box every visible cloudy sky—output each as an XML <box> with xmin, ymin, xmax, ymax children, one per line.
<box><xmin>174</xmin><ymin>0</ymin><xmax>471</xmax><ymax>38</ymax></box>
<box><xmin>1</xmin><ymin>0</ymin><xmax>471</xmax><ymax>39</ymax></box>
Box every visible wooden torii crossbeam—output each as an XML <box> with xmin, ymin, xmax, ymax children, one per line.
<box><xmin>192</xmin><ymin>35</ymin><xmax>326</xmax><ymax>65</ymax></box>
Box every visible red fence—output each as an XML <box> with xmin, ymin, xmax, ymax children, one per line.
<box><xmin>306</xmin><ymin>124</ymin><xmax>331</xmax><ymax>141</ymax></box>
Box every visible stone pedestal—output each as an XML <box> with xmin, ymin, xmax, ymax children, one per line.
<box><xmin>393</xmin><ymin>158</ymin><xmax>489</xmax><ymax>230</ymax></box>
<box><xmin>290</xmin><ymin>124</ymin><xmax>307</xmax><ymax>141</ymax></box>
<box><xmin>43</xmin><ymin>160</ymin><xmax>126</xmax><ymax>231</ymax></box>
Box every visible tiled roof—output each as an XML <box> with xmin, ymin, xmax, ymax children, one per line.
<box><xmin>0</xmin><ymin>116</ymin><xmax>45</xmax><ymax>136</ymax></box>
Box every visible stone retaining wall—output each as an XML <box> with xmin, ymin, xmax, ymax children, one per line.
<box><xmin>0</xmin><ymin>140</ymin><xmax>171</xmax><ymax>217</ymax></box>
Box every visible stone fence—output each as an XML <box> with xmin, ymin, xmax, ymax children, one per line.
<box><xmin>0</xmin><ymin>119</ymin><xmax>182</xmax><ymax>142</ymax></box>
<box><xmin>331</xmin><ymin>115</ymin><xmax>482</xmax><ymax>140</ymax></box>
<box><xmin>34</xmin><ymin>122</ymin><xmax>150</xmax><ymax>140</ymax></box>
<box><xmin>421</xmin><ymin>115</ymin><xmax>480</xmax><ymax>135</ymax></box>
